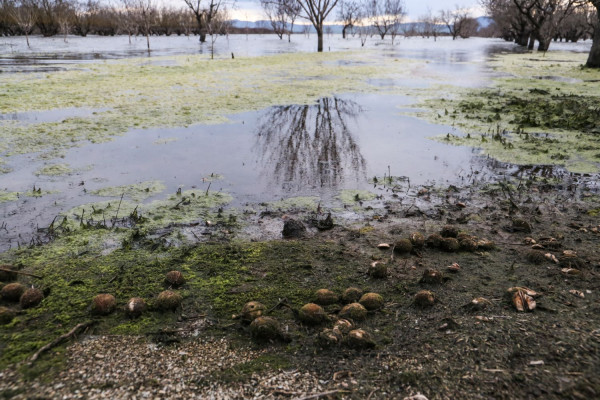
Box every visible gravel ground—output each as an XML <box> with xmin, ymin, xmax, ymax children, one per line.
<box><xmin>0</xmin><ymin>336</ymin><xmax>338</xmax><ymax>399</ymax></box>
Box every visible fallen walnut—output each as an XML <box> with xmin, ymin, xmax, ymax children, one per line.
<box><xmin>238</xmin><ymin>301</ymin><xmax>265</xmax><ymax>323</ymax></box>
<box><xmin>165</xmin><ymin>270</ymin><xmax>186</xmax><ymax>287</ymax></box>
<box><xmin>126</xmin><ymin>297</ymin><xmax>147</xmax><ymax>318</ymax></box>
<box><xmin>156</xmin><ymin>290</ymin><xmax>182</xmax><ymax>311</ymax></box>
<box><xmin>298</xmin><ymin>303</ymin><xmax>328</xmax><ymax>325</ymax></box>
<box><xmin>409</xmin><ymin>232</ymin><xmax>425</xmax><ymax>249</ymax></box>
<box><xmin>250</xmin><ymin>316</ymin><xmax>283</xmax><ymax>341</ymax></box>
<box><xmin>91</xmin><ymin>293</ymin><xmax>117</xmax><ymax>315</ymax></box>
<box><xmin>314</xmin><ymin>289</ymin><xmax>339</xmax><ymax>306</ymax></box>
<box><xmin>341</xmin><ymin>287</ymin><xmax>363</xmax><ymax>304</ymax></box>
<box><xmin>420</xmin><ymin>269</ymin><xmax>444</xmax><ymax>284</ymax></box>
<box><xmin>359</xmin><ymin>292</ymin><xmax>384</xmax><ymax>310</ymax></box>
<box><xmin>414</xmin><ymin>290</ymin><xmax>435</xmax><ymax>307</ymax></box>
<box><xmin>368</xmin><ymin>261</ymin><xmax>388</xmax><ymax>279</ymax></box>
<box><xmin>347</xmin><ymin>329</ymin><xmax>376</xmax><ymax>349</ymax></box>
<box><xmin>20</xmin><ymin>288</ymin><xmax>44</xmax><ymax>309</ymax></box>
<box><xmin>317</xmin><ymin>328</ymin><xmax>342</xmax><ymax>348</ymax></box>
<box><xmin>339</xmin><ymin>303</ymin><xmax>368</xmax><ymax>321</ymax></box>
<box><xmin>1</xmin><ymin>283</ymin><xmax>26</xmax><ymax>302</ymax></box>
<box><xmin>333</xmin><ymin>319</ymin><xmax>354</xmax><ymax>335</ymax></box>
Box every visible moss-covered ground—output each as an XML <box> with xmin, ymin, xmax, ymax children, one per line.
<box><xmin>412</xmin><ymin>51</ymin><xmax>600</xmax><ymax>173</ymax></box>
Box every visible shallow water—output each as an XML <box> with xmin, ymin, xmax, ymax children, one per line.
<box><xmin>0</xmin><ymin>35</ymin><xmax>593</xmax><ymax>251</ymax></box>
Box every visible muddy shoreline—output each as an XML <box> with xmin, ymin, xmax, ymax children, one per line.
<box><xmin>1</xmin><ymin>165</ymin><xmax>599</xmax><ymax>399</ymax></box>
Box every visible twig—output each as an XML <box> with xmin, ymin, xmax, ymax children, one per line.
<box><xmin>30</xmin><ymin>321</ymin><xmax>93</xmax><ymax>363</ymax></box>
<box><xmin>294</xmin><ymin>390</ymin><xmax>351</xmax><ymax>400</ymax></box>
<box><xmin>113</xmin><ymin>193</ymin><xmax>125</xmax><ymax>227</ymax></box>
<box><xmin>0</xmin><ymin>267</ymin><xmax>42</xmax><ymax>279</ymax></box>
<box><xmin>205</xmin><ymin>182</ymin><xmax>212</xmax><ymax>196</ymax></box>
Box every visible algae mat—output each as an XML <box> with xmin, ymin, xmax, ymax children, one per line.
<box><xmin>0</xmin><ymin>51</ymin><xmax>423</xmax><ymax>173</ymax></box>
<box><xmin>411</xmin><ymin>51</ymin><xmax>600</xmax><ymax>173</ymax></box>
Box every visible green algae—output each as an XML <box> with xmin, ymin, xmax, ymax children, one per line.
<box><xmin>0</xmin><ymin>190</ymin><xmax>19</xmax><ymax>203</ymax></box>
<box><xmin>0</xmin><ymin>188</ymin><xmax>55</xmax><ymax>204</ymax></box>
<box><xmin>267</xmin><ymin>196</ymin><xmax>320</xmax><ymax>211</ymax></box>
<box><xmin>90</xmin><ymin>181</ymin><xmax>166</xmax><ymax>202</ymax></box>
<box><xmin>411</xmin><ymin>51</ymin><xmax>600</xmax><ymax>174</ymax></box>
<box><xmin>0</xmin><ymin>236</ymin><xmax>367</xmax><ymax>372</ymax></box>
<box><xmin>0</xmin><ymin>51</ymin><xmax>420</xmax><ymax>174</ymax></box>
<box><xmin>339</xmin><ymin>189</ymin><xmax>377</xmax><ymax>205</ymax></box>
<box><xmin>35</xmin><ymin>163</ymin><xmax>73</xmax><ymax>176</ymax></box>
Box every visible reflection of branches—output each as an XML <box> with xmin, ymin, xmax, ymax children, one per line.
<box><xmin>255</xmin><ymin>97</ymin><xmax>367</xmax><ymax>193</ymax></box>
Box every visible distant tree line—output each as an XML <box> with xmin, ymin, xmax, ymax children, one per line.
<box><xmin>0</xmin><ymin>0</ymin><xmax>251</xmax><ymax>43</ymax></box>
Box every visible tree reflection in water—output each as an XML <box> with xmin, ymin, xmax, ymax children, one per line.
<box><xmin>255</xmin><ymin>97</ymin><xmax>367</xmax><ymax>193</ymax></box>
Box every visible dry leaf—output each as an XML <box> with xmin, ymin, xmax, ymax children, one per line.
<box><xmin>561</xmin><ymin>268</ymin><xmax>581</xmax><ymax>276</ymax></box>
<box><xmin>569</xmin><ymin>290</ymin><xmax>584</xmax><ymax>298</ymax></box>
<box><xmin>562</xmin><ymin>250</ymin><xmax>577</xmax><ymax>258</ymax></box>
<box><xmin>447</xmin><ymin>262</ymin><xmax>460</xmax><ymax>272</ymax></box>
<box><xmin>544</xmin><ymin>253</ymin><xmax>559</xmax><ymax>263</ymax></box>
<box><xmin>531</xmin><ymin>244</ymin><xmax>544</xmax><ymax>250</ymax></box>
<box><xmin>512</xmin><ymin>289</ymin><xmax>536</xmax><ymax>312</ymax></box>
<box><xmin>377</xmin><ymin>243</ymin><xmax>391</xmax><ymax>249</ymax></box>
<box><xmin>524</xmin><ymin>237</ymin><xmax>536</xmax><ymax>245</ymax></box>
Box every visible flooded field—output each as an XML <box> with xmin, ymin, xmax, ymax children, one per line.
<box><xmin>2</xmin><ymin>35</ymin><xmax>593</xmax><ymax>251</ymax></box>
<box><xmin>2</xmin><ymin>34</ymin><xmax>600</xmax><ymax>399</ymax></box>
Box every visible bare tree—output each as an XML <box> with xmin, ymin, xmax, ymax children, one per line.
<box><xmin>73</xmin><ymin>0</ymin><xmax>99</xmax><ymax>37</ymax></box>
<box><xmin>480</xmin><ymin>0</ymin><xmax>533</xmax><ymax>45</ymax></box>
<box><xmin>261</xmin><ymin>0</ymin><xmax>301</xmax><ymax>41</ymax></box>
<box><xmin>366</xmin><ymin>0</ymin><xmax>406</xmax><ymax>40</ymax></box>
<box><xmin>338</xmin><ymin>0</ymin><xmax>360</xmax><ymax>38</ymax></box>
<box><xmin>182</xmin><ymin>0</ymin><xmax>222</xmax><ymax>43</ymax></box>
<box><xmin>510</xmin><ymin>0</ymin><xmax>586</xmax><ymax>51</ymax></box>
<box><xmin>296</xmin><ymin>0</ymin><xmax>340</xmax><ymax>52</ymax></box>
<box><xmin>10</xmin><ymin>0</ymin><xmax>37</xmax><ymax>47</ymax></box>
<box><xmin>55</xmin><ymin>0</ymin><xmax>74</xmax><ymax>42</ymax></box>
<box><xmin>439</xmin><ymin>6</ymin><xmax>477</xmax><ymax>40</ymax></box>
<box><xmin>207</xmin><ymin>7</ymin><xmax>230</xmax><ymax>59</ymax></box>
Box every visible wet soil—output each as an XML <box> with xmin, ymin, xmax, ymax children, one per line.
<box><xmin>1</xmin><ymin>164</ymin><xmax>599</xmax><ymax>399</ymax></box>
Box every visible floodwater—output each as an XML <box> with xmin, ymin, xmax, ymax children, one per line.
<box><xmin>0</xmin><ymin>35</ymin><xmax>593</xmax><ymax>251</ymax></box>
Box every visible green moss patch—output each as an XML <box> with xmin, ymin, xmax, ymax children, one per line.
<box><xmin>90</xmin><ymin>181</ymin><xmax>166</xmax><ymax>202</ymax></box>
<box><xmin>411</xmin><ymin>51</ymin><xmax>600</xmax><ymax>173</ymax></box>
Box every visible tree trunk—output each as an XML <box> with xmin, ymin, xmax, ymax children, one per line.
<box><xmin>587</xmin><ymin>24</ymin><xmax>600</xmax><ymax>68</ymax></box>
<box><xmin>515</xmin><ymin>32</ymin><xmax>529</xmax><ymax>47</ymax></box>
<box><xmin>342</xmin><ymin>24</ymin><xmax>349</xmax><ymax>39</ymax></box>
<box><xmin>527</xmin><ymin>34</ymin><xmax>535</xmax><ymax>50</ymax></box>
<box><xmin>317</xmin><ymin>27</ymin><xmax>323</xmax><ymax>52</ymax></box>
<box><xmin>538</xmin><ymin>38</ymin><xmax>550</xmax><ymax>51</ymax></box>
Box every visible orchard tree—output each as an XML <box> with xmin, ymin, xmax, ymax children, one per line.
<box><xmin>296</xmin><ymin>0</ymin><xmax>339</xmax><ymax>51</ymax></box>
<box><xmin>440</xmin><ymin>6</ymin><xmax>478</xmax><ymax>39</ymax></box>
<box><xmin>587</xmin><ymin>0</ymin><xmax>600</xmax><ymax>66</ymax></box>
<box><xmin>365</xmin><ymin>0</ymin><xmax>406</xmax><ymax>40</ymax></box>
<box><xmin>182</xmin><ymin>0</ymin><xmax>223</xmax><ymax>42</ymax></box>
<box><xmin>510</xmin><ymin>0</ymin><xmax>585</xmax><ymax>51</ymax></box>
<box><xmin>10</xmin><ymin>0</ymin><xmax>37</xmax><ymax>47</ymax></box>
<box><xmin>338</xmin><ymin>0</ymin><xmax>361</xmax><ymax>38</ymax></box>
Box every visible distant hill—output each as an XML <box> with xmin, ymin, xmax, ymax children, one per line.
<box><xmin>230</xmin><ymin>17</ymin><xmax>493</xmax><ymax>36</ymax></box>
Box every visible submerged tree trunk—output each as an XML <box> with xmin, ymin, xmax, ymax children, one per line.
<box><xmin>538</xmin><ymin>36</ymin><xmax>551</xmax><ymax>52</ymax></box>
<box><xmin>528</xmin><ymin>34</ymin><xmax>535</xmax><ymax>50</ymax></box>
<box><xmin>587</xmin><ymin>24</ymin><xmax>600</xmax><ymax>67</ymax></box>
<box><xmin>515</xmin><ymin>32</ymin><xmax>529</xmax><ymax>47</ymax></box>
<box><xmin>342</xmin><ymin>24</ymin><xmax>351</xmax><ymax>39</ymax></box>
<box><xmin>317</xmin><ymin>26</ymin><xmax>323</xmax><ymax>52</ymax></box>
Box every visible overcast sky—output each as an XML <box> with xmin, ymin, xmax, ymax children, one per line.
<box><xmin>229</xmin><ymin>0</ymin><xmax>485</xmax><ymax>22</ymax></box>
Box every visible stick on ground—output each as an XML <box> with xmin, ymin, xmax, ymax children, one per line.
<box><xmin>30</xmin><ymin>321</ymin><xmax>94</xmax><ymax>363</ymax></box>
